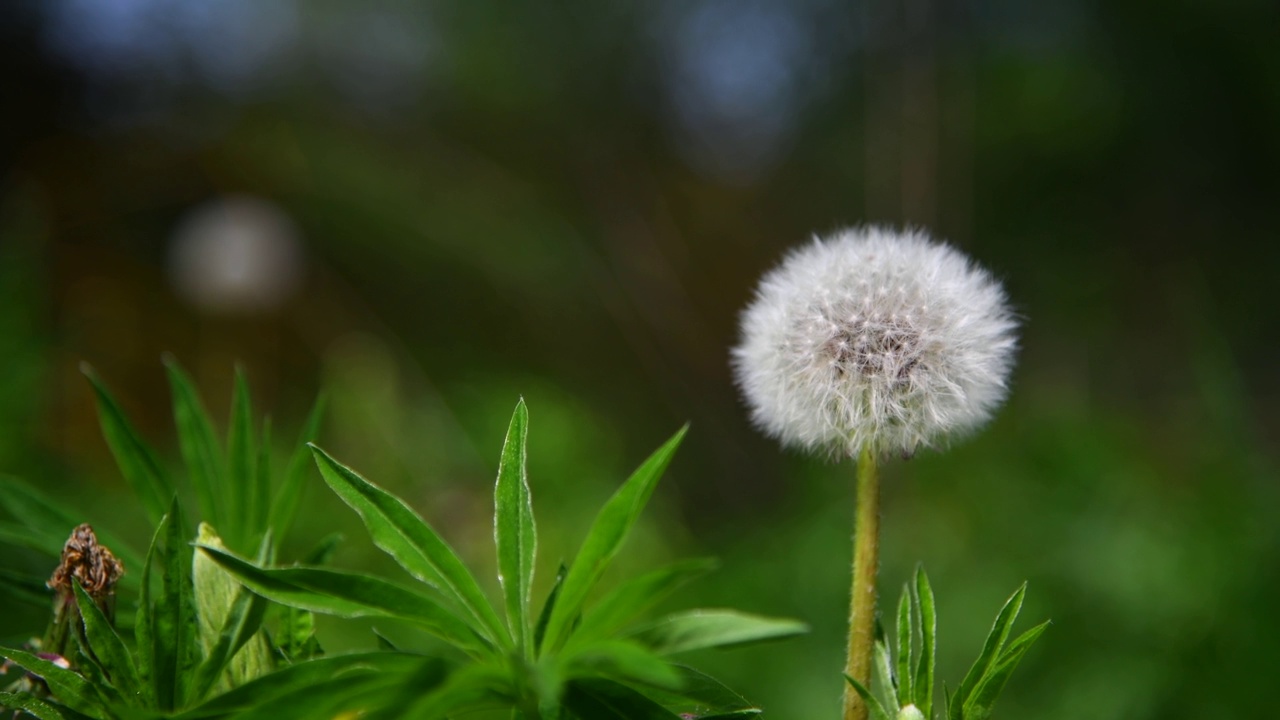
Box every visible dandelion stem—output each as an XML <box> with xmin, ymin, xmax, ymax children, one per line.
<box><xmin>843</xmin><ymin>446</ymin><xmax>879</xmax><ymax>720</ymax></box>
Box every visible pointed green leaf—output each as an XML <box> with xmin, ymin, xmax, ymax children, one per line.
<box><xmin>164</xmin><ymin>357</ymin><xmax>226</xmax><ymax>530</ymax></box>
<box><xmin>310</xmin><ymin>444</ymin><xmax>507</xmax><ymax>647</ymax></box>
<box><xmin>574</xmin><ymin>559</ymin><xmax>717</xmax><ymax>645</ymax></box>
<box><xmin>626</xmin><ymin>665</ymin><xmax>761</xmax><ymax>718</ymax></box>
<box><xmin>844</xmin><ymin>675</ymin><xmax>894</xmax><ymax>720</ymax></box>
<box><xmin>153</xmin><ymin>499</ymin><xmax>200</xmax><ymax>711</ymax></box>
<box><xmin>72</xmin><ymin>581</ymin><xmax>143</xmax><ymax>706</ymax></box>
<box><xmin>564</xmin><ymin>678</ymin><xmax>684</xmax><ymax>720</ymax></box>
<box><xmin>176</xmin><ymin>652</ymin><xmax>431</xmax><ymax>719</ymax></box>
<box><xmin>949</xmin><ymin>583</ymin><xmax>1026</xmax><ymax>720</ymax></box>
<box><xmin>495</xmin><ymin>399</ymin><xmax>537</xmax><ymax>655</ymax></box>
<box><xmin>268</xmin><ymin>393</ymin><xmax>325</xmax><ymax>542</ymax></box>
<box><xmin>534</xmin><ymin>564</ymin><xmax>567</xmax><ymax>654</ymax></box>
<box><xmin>913</xmin><ymin>568</ymin><xmax>936</xmax><ymax>719</ymax></box>
<box><xmin>872</xmin><ymin>635</ymin><xmax>896</xmax><ymax>716</ymax></box>
<box><xmin>83</xmin><ymin>366</ymin><xmax>174</xmax><ymax>527</ymax></box>
<box><xmin>253</xmin><ymin>417</ymin><xmax>272</xmax><ymax>542</ymax></box>
<box><xmin>226</xmin><ymin>369</ymin><xmax>255</xmax><ymax>549</ymax></box>
<box><xmin>895</xmin><ymin>584</ymin><xmax>913</xmax><ymax>708</ymax></box>
<box><xmin>543</xmin><ymin>426</ymin><xmax>688</xmax><ymax>654</ymax></box>
<box><xmin>962</xmin><ymin>620</ymin><xmax>1049</xmax><ymax>720</ymax></box>
<box><xmin>393</xmin><ymin>663</ymin><xmax>509</xmax><ymax>719</ymax></box>
<box><xmin>565</xmin><ymin>640</ymin><xmax>682</xmax><ymax>690</ymax></box>
<box><xmin>627</xmin><ymin>610</ymin><xmax>807</xmax><ymax>655</ymax></box>
<box><xmin>195</xmin><ymin>544</ymin><xmax>489</xmax><ymax>656</ymax></box>
<box><xmin>0</xmin><ymin>647</ymin><xmax>107</xmax><ymax>719</ymax></box>
<box><xmin>134</xmin><ymin>518</ymin><xmax>162</xmax><ymax>710</ymax></box>
<box><xmin>0</xmin><ymin>691</ymin><xmax>93</xmax><ymax>720</ymax></box>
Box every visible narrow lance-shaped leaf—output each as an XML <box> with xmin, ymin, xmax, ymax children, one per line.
<box><xmin>134</xmin><ymin>516</ymin><xmax>163</xmax><ymax>710</ymax></box>
<box><xmin>629</xmin><ymin>664</ymin><xmax>762</xmax><ymax>719</ymax></box>
<box><xmin>494</xmin><ymin>399</ymin><xmax>536</xmax><ymax>655</ymax></box>
<box><xmin>562</xmin><ymin>678</ymin><xmax>685</xmax><ymax>720</ymax></box>
<box><xmin>913</xmin><ymin>567</ymin><xmax>936</xmax><ymax>719</ymax></box>
<box><xmin>226</xmin><ymin>369</ymin><xmax>255</xmax><ymax>549</ymax></box>
<box><xmin>310</xmin><ymin>445</ymin><xmax>508</xmax><ymax>648</ymax></box>
<box><xmin>949</xmin><ymin>583</ymin><xmax>1026</xmax><ymax>720</ymax></box>
<box><xmin>563</xmin><ymin>640</ymin><xmax>682</xmax><ymax>690</ymax></box>
<box><xmin>0</xmin><ymin>691</ymin><xmax>92</xmax><ymax>720</ymax></box>
<box><xmin>72</xmin><ymin>580</ymin><xmax>144</xmax><ymax>707</ymax></box>
<box><xmin>153</xmin><ymin>499</ymin><xmax>200</xmax><ymax>711</ymax></box>
<box><xmin>895</xmin><ymin>584</ymin><xmax>913</xmax><ymax>708</ymax></box>
<box><xmin>844</xmin><ymin>675</ymin><xmax>893</xmax><ymax>720</ymax></box>
<box><xmin>962</xmin><ymin>620</ymin><xmax>1050</xmax><ymax>720</ymax></box>
<box><xmin>534</xmin><ymin>564</ymin><xmax>567</xmax><ymax>655</ymax></box>
<box><xmin>628</xmin><ymin>609</ymin><xmax>808</xmax><ymax>656</ymax></box>
<box><xmin>572</xmin><ymin>558</ymin><xmax>718</xmax><ymax>645</ymax></box>
<box><xmin>83</xmin><ymin>365</ymin><xmax>173</xmax><ymax>527</ymax></box>
<box><xmin>268</xmin><ymin>393</ymin><xmax>325</xmax><ymax>542</ymax></box>
<box><xmin>164</xmin><ymin>357</ymin><xmax>226</xmax><ymax>530</ymax></box>
<box><xmin>253</xmin><ymin>417</ymin><xmax>273</xmax><ymax>545</ymax></box>
<box><xmin>542</xmin><ymin>426</ymin><xmax>688</xmax><ymax>654</ymax></box>
<box><xmin>196</xmin><ymin>544</ymin><xmax>490</xmax><ymax>657</ymax></box>
<box><xmin>191</xmin><ymin>527</ymin><xmax>274</xmax><ymax>700</ymax></box>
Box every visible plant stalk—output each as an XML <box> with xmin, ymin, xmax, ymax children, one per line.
<box><xmin>842</xmin><ymin>446</ymin><xmax>880</xmax><ymax>720</ymax></box>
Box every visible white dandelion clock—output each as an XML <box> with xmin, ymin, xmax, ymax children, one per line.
<box><xmin>733</xmin><ymin>226</ymin><xmax>1018</xmax><ymax>458</ymax></box>
<box><xmin>731</xmin><ymin>226</ymin><xmax>1020</xmax><ymax>720</ymax></box>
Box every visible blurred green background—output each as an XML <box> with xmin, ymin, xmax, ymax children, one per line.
<box><xmin>1</xmin><ymin>0</ymin><xmax>1278</xmax><ymax>718</ymax></box>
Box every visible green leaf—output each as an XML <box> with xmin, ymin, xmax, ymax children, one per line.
<box><xmin>310</xmin><ymin>444</ymin><xmax>508</xmax><ymax>647</ymax></box>
<box><xmin>152</xmin><ymin>500</ymin><xmax>200</xmax><ymax>711</ymax></box>
<box><xmin>533</xmin><ymin>564</ymin><xmax>567</xmax><ymax>655</ymax></box>
<box><xmin>72</xmin><ymin>581</ymin><xmax>144</xmax><ymax>707</ymax></box>
<box><xmin>164</xmin><ymin>356</ymin><xmax>226</xmax><ymax>530</ymax></box>
<box><xmin>626</xmin><ymin>665</ymin><xmax>761</xmax><ymax>718</ymax></box>
<box><xmin>564</xmin><ymin>640</ymin><xmax>682</xmax><ymax>690</ymax></box>
<box><xmin>949</xmin><ymin>584</ymin><xmax>1026</xmax><ymax>720</ymax></box>
<box><xmin>191</xmin><ymin>526</ymin><xmax>273</xmax><ymax>700</ymax></box>
<box><xmin>0</xmin><ymin>476</ymin><xmax>143</xmax><ymax>591</ymax></box>
<box><xmin>495</xmin><ymin>399</ymin><xmax>537</xmax><ymax>656</ymax></box>
<box><xmin>895</xmin><ymin>584</ymin><xmax>912</xmax><ymax>709</ymax></box>
<box><xmin>0</xmin><ymin>691</ymin><xmax>93</xmax><ymax>720</ymax></box>
<box><xmin>226</xmin><ymin>370</ymin><xmax>255</xmax><ymax>549</ymax></box>
<box><xmin>627</xmin><ymin>610</ymin><xmax>808</xmax><ymax>655</ymax></box>
<box><xmin>134</xmin><ymin>518</ymin><xmax>161</xmax><ymax>711</ymax></box>
<box><xmin>195</xmin><ymin>544</ymin><xmax>488</xmax><ymax>656</ymax></box>
<box><xmin>392</xmin><ymin>663</ymin><xmax>509</xmax><ymax>719</ymax></box>
<box><xmin>176</xmin><ymin>652</ymin><xmax>431</xmax><ymax>719</ymax></box>
<box><xmin>563</xmin><ymin>678</ymin><xmax>684</xmax><ymax>719</ymax></box>
<box><xmin>962</xmin><ymin>621</ymin><xmax>1050</xmax><ymax>720</ymax></box>
<box><xmin>0</xmin><ymin>567</ymin><xmax>52</xmax><ymax>608</ymax></box>
<box><xmin>913</xmin><ymin>568</ymin><xmax>936</xmax><ymax>719</ymax></box>
<box><xmin>0</xmin><ymin>647</ymin><xmax>107</xmax><ymax>719</ymax></box>
<box><xmin>872</xmin><ymin>633</ymin><xmax>896</xmax><ymax>716</ymax></box>
<box><xmin>253</xmin><ymin>418</ymin><xmax>273</xmax><ymax>545</ymax></box>
<box><xmin>83</xmin><ymin>365</ymin><xmax>174</xmax><ymax>527</ymax></box>
<box><xmin>574</xmin><ymin>559</ymin><xmax>717</xmax><ymax>645</ymax></box>
<box><xmin>268</xmin><ymin>393</ymin><xmax>325</xmax><ymax>543</ymax></box>
<box><xmin>844</xmin><ymin>675</ymin><xmax>893</xmax><ymax>720</ymax></box>
<box><xmin>542</xmin><ymin>426</ymin><xmax>688</xmax><ymax>654</ymax></box>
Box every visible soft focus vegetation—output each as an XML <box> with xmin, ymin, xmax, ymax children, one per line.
<box><xmin>1</xmin><ymin>1</ymin><xmax>1277</xmax><ymax>718</ymax></box>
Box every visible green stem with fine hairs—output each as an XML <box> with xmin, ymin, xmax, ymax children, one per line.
<box><xmin>842</xmin><ymin>445</ymin><xmax>880</xmax><ymax>720</ymax></box>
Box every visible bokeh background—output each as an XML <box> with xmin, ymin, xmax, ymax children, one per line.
<box><xmin>2</xmin><ymin>1</ymin><xmax>1278</xmax><ymax>718</ymax></box>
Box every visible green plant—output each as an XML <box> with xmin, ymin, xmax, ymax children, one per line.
<box><xmin>843</xmin><ymin>568</ymin><xmax>1049</xmax><ymax>720</ymax></box>
<box><xmin>200</xmin><ymin>399</ymin><xmax>808</xmax><ymax>718</ymax></box>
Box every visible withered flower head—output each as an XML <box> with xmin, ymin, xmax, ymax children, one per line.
<box><xmin>48</xmin><ymin>523</ymin><xmax>124</xmax><ymax>600</ymax></box>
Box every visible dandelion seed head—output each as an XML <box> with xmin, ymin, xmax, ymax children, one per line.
<box><xmin>732</xmin><ymin>226</ymin><xmax>1018</xmax><ymax>458</ymax></box>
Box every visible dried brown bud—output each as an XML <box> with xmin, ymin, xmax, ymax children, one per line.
<box><xmin>47</xmin><ymin>524</ymin><xmax>124</xmax><ymax>600</ymax></box>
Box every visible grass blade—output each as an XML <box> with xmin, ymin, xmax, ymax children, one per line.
<box><xmin>895</xmin><ymin>584</ymin><xmax>913</xmax><ymax>708</ymax></box>
<box><xmin>542</xmin><ymin>426</ymin><xmax>688</xmax><ymax>654</ymax></box>
<box><xmin>226</xmin><ymin>369</ymin><xmax>255</xmax><ymax>549</ymax></box>
<box><xmin>269</xmin><ymin>393</ymin><xmax>325</xmax><ymax>543</ymax></box>
<box><xmin>627</xmin><ymin>609</ymin><xmax>808</xmax><ymax>655</ymax></box>
<box><xmin>949</xmin><ymin>583</ymin><xmax>1026</xmax><ymax>720</ymax></box>
<box><xmin>914</xmin><ymin>567</ymin><xmax>936</xmax><ymax>718</ymax></box>
<box><xmin>310</xmin><ymin>444</ymin><xmax>507</xmax><ymax>647</ymax></box>
<box><xmin>494</xmin><ymin>399</ymin><xmax>536</xmax><ymax>655</ymax></box>
<box><xmin>195</xmin><ymin>544</ymin><xmax>489</xmax><ymax>656</ymax></box>
<box><xmin>83</xmin><ymin>365</ymin><xmax>173</xmax><ymax>527</ymax></box>
<box><xmin>962</xmin><ymin>620</ymin><xmax>1050</xmax><ymax>720</ymax></box>
<box><xmin>164</xmin><ymin>356</ymin><xmax>226</xmax><ymax>531</ymax></box>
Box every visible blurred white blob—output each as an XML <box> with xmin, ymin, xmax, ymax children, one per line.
<box><xmin>167</xmin><ymin>196</ymin><xmax>304</xmax><ymax>314</ymax></box>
